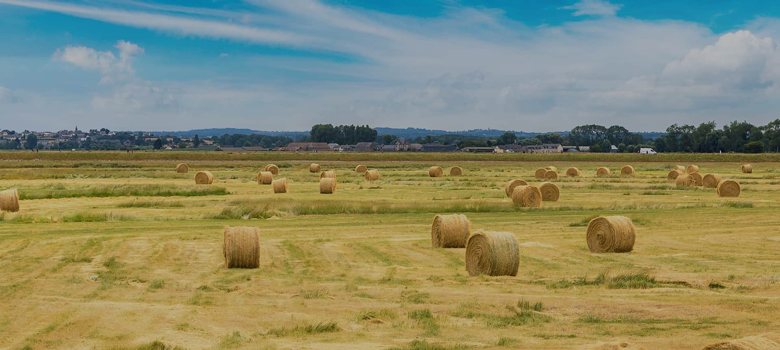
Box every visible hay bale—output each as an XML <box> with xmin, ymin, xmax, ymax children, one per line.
<box><xmin>586</xmin><ymin>216</ymin><xmax>636</xmax><ymax>253</ymax></box>
<box><xmin>511</xmin><ymin>185</ymin><xmax>542</xmax><ymax>208</ymax></box>
<box><xmin>195</xmin><ymin>171</ymin><xmax>214</xmax><ymax>185</ymax></box>
<box><xmin>545</xmin><ymin>166</ymin><xmax>558</xmax><ymax>172</ymax></box>
<box><xmin>534</xmin><ymin>168</ymin><xmax>547</xmax><ymax>179</ymax></box>
<box><xmin>431</xmin><ymin>214</ymin><xmax>471</xmax><ymax>248</ymax></box>
<box><xmin>450</xmin><ymin>166</ymin><xmax>463</xmax><ymax>176</ymax></box>
<box><xmin>539</xmin><ymin>182</ymin><xmax>559</xmax><ymax>202</ymax></box>
<box><xmin>175</xmin><ymin>163</ymin><xmax>189</xmax><ymax>173</ymax></box>
<box><xmin>504</xmin><ymin>179</ymin><xmax>528</xmax><ymax>197</ymax></box>
<box><xmin>565</xmin><ymin>167</ymin><xmax>582</xmax><ymax>177</ymax></box>
<box><xmin>702</xmin><ymin>174</ymin><xmax>722</xmax><ymax>188</ymax></box>
<box><xmin>675</xmin><ymin>174</ymin><xmax>695</xmax><ymax>187</ymax></box>
<box><xmin>0</xmin><ymin>188</ymin><xmax>20</xmax><ymax>212</ymax></box>
<box><xmin>264</xmin><ymin>164</ymin><xmax>279</xmax><ymax>175</ymax></box>
<box><xmin>687</xmin><ymin>164</ymin><xmax>699</xmax><ymax>173</ymax></box>
<box><xmin>309</xmin><ymin>163</ymin><xmax>321</xmax><ymax>173</ymax></box>
<box><xmin>667</xmin><ymin>169</ymin><xmax>683</xmax><ymax>181</ymax></box>
<box><xmin>272</xmin><ymin>178</ymin><xmax>288</xmax><ymax>193</ymax></box>
<box><xmin>355</xmin><ymin>165</ymin><xmax>368</xmax><ymax>173</ymax></box>
<box><xmin>741</xmin><ymin>164</ymin><xmax>753</xmax><ymax>173</ymax></box>
<box><xmin>223</xmin><ymin>227</ymin><xmax>260</xmax><ymax>269</ymax></box>
<box><xmin>429</xmin><ymin>166</ymin><xmax>444</xmax><ymax>177</ymax></box>
<box><xmin>257</xmin><ymin>171</ymin><xmax>273</xmax><ymax>185</ymax></box>
<box><xmin>320</xmin><ymin>170</ymin><xmax>336</xmax><ymax>179</ymax></box>
<box><xmin>319</xmin><ymin>178</ymin><xmax>336</xmax><ymax>194</ymax></box>
<box><xmin>596</xmin><ymin>167</ymin><xmax>611</xmax><ymax>177</ymax></box>
<box><xmin>543</xmin><ymin>170</ymin><xmax>559</xmax><ymax>181</ymax></box>
<box><xmin>675</xmin><ymin>165</ymin><xmax>686</xmax><ymax>172</ymax></box>
<box><xmin>689</xmin><ymin>172</ymin><xmax>703</xmax><ymax>186</ymax></box>
<box><xmin>365</xmin><ymin>169</ymin><xmax>381</xmax><ymax>181</ymax></box>
<box><xmin>621</xmin><ymin>165</ymin><xmax>635</xmax><ymax>176</ymax></box>
<box><xmin>717</xmin><ymin>180</ymin><xmax>741</xmax><ymax>197</ymax></box>
<box><xmin>465</xmin><ymin>230</ymin><xmax>520</xmax><ymax>276</ymax></box>
<box><xmin>702</xmin><ymin>333</ymin><xmax>780</xmax><ymax>350</ymax></box>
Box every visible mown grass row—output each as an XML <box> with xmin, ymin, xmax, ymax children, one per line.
<box><xmin>18</xmin><ymin>184</ymin><xmax>228</xmax><ymax>199</ymax></box>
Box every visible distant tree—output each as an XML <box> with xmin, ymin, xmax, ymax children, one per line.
<box><xmin>381</xmin><ymin>134</ymin><xmax>398</xmax><ymax>145</ymax></box>
<box><xmin>193</xmin><ymin>134</ymin><xmax>201</xmax><ymax>148</ymax></box>
<box><xmin>153</xmin><ymin>138</ymin><xmax>163</xmax><ymax>150</ymax></box>
<box><xmin>496</xmin><ymin>132</ymin><xmax>517</xmax><ymax>145</ymax></box>
<box><xmin>744</xmin><ymin>141</ymin><xmax>764</xmax><ymax>153</ymax></box>
<box><xmin>24</xmin><ymin>134</ymin><xmax>37</xmax><ymax>150</ymax></box>
<box><xmin>538</xmin><ymin>133</ymin><xmax>563</xmax><ymax>144</ymax></box>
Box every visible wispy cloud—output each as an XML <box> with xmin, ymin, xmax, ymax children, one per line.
<box><xmin>562</xmin><ymin>0</ymin><xmax>621</xmax><ymax>17</ymax></box>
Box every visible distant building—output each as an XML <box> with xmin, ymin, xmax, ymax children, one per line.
<box><xmin>461</xmin><ymin>147</ymin><xmax>496</xmax><ymax>153</ymax></box>
<box><xmin>284</xmin><ymin>142</ymin><xmax>332</xmax><ymax>152</ymax></box>
<box><xmin>355</xmin><ymin>142</ymin><xmax>376</xmax><ymax>152</ymax></box>
<box><xmin>499</xmin><ymin>144</ymin><xmax>525</xmax><ymax>153</ymax></box>
<box><xmin>578</xmin><ymin>146</ymin><xmax>591</xmax><ymax>152</ymax></box>
<box><xmin>421</xmin><ymin>143</ymin><xmax>458</xmax><ymax>152</ymax></box>
<box><xmin>523</xmin><ymin>144</ymin><xmax>563</xmax><ymax>153</ymax></box>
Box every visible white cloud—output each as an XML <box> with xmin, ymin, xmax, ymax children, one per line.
<box><xmin>562</xmin><ymin>0</ymin><xmax>622</xmax><ymax>17</ymax></box>
<box><xmin>55</xmin><ymin>40</ymin><xmax>143</xmax><ymax>83</ymax></box>
<box><xmin>0</xmin><ymin>86</ymin><xmax>17</xmax><ymax>103</ymax></box>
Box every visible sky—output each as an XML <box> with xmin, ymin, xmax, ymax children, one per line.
<box><xmin>2</xmin><ymin>1</ymin><xmax>780</xmax><ymax>132</ymax></box>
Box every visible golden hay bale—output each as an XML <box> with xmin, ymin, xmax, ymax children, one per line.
<box><xmin>565</xmin><ymin>167</ymin><xmax>582</xmax><ymax>177</ymax></box>
<box><xmin>175</xmin><ymin>163</ymin><xmax>189</xmax><ymax>173</ymax></box>
<box><xmin>534</xmin><ymin>168</ymin><xmax>547</xmax><ymax>179</ymax></box>
<box><xmin>429</xmin><ymin>166</ymin><xmax>444</xmax><ymax>177</ymax></box>
<box><xmin>264</xmin><ymin>164</ymin><xmax>279</xmax><ymax>175</ymax></box>
<box><xmin>717</xmin><ymin>180</ymin><xmax>741</xmax><ymax>197</ymax></box>
<box><xmin>309</xmin><ymin>163</ymin><xmax>321</xmax><ymax>173</ymax></box>
<box><xmin>465</xmin><ymin>230</ymin><xmax>520</xmax><ymax>277</ymax></box>
<box><xmin>223</xmin><ymin>227</ymin><xmax>260</xmax><ymax>269</ymax></box>
<box><xmin>539</xmin><ymin>182</ymin><xmax>560</xmax><ymax>202</ymax></box>
<box><xmin>257</xmin><ymin>171</ymin><xmax>273</xmax><ymax>185</ymax></box>
<box><xmin>355</xmin><ymin>164</ymin><xmax>368</xmax><ymax>173</ymax></box>
<box><xmin>675</xmin><ymin>174</ymin><xmax>695</xmax><ymax>188</ymax></box>
<box><xmin>543</xmin><ymin>170</ymin><xmax>559</xmax><ymax>181</ymax></box>
<box><xmin>687</xmin><ymin>164</ymin><xmax>700</xmax><ymax>173</ymax></box>
<box><xmin>319</xmin><ymin>178</ymin><xmax>336</xmax><ymax>194</ymax></box>
<box><xmin>596</xmin><ymin>167</ymin><xmax>611</xmax><ymax>177</ymax></box>
<box><xmin>741</xmin><ymin>164</ymin><xmax>753</xmax><ymax>173</ymax></box>
<box><xmin>586</xmin><ymin>216</ymin><xmax>636</xmax><ymax>253</ymax></box>
<box><xmin>320</xmin><ymin>170</ymin><xmax>336</xmax><ymax>179</ymax></box>
<box><xmin>620</xmin><ymin>165</ymin><xmax>635</xmax><ymax>176</ymax></box>
<box><xmin>675</xmin><ymin>165</ymin><xmax>686</xmax><ymax>172</ymax></box>
<box><xmin>504</xmin><ymin>179</ymin><xmax>528</xmax><ymax>197</ymax></box>
<box><xmin>431</xmin><ymin>214</ymin><xmax>471</xmax><ymax>248</ymax></box>
<box><xmin>689</xmin><ymin>172</ymin><xmax>703</xmax><ymax>186</ymax></box>
<box><xmin>365</xmin><ymin>169</ymin><xmax>381</xmax><ymax>181</ymax></box>
<box><xmin>272</xmin><ymin>178</ymin><xmax>288</xmax><ymax>193</ymax></box>
<box><xmin>194</xmin><ymin>171</ymin><xmax>214</xmax><ymax>185</ymax></box>
<box><xmin>0</xmin><ymin>188</ymin><xmax>20</xmax><ymax>212</ymax></box>
<box><xmin>511</xmin><ymin>185</ymin><xmax>542</xmax><ymax>208</ymax></box>
<box><xmin>702</xmin><ymin>333</ymin><xmax>780</xmax><ymax>350</ymax></box>
<box><xmin>545</xmin><ymin>166</ymin><xmax>558</xmax><ymax>172</ymax></box>
<box><xmin>702</xmin><ymin>174</ymin><xmax>722</xmax><ymax>188</ymax></box>
<box><xmin>450</xmin><ymin>166</ymin><xmax>463</xmax><ymax>176</ymax></box>
<box><xmin>667</xmin><ymin>169</ymin><xmax>683</xmax><ymax>180</ymax></box>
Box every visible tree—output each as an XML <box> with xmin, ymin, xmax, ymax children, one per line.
<box><xmin>193</xmin><ymin>134</ymin><xmax>201</xmax><ymax>148</ymax></box>
<box><xmin>381</xmin><ymin>134</ymin><xmax>398</xmax><ymax>145</ymax></box>
<box><xmin>569</xmin><ymin>124</ymin><xmax>607</xmax><ymax>146</ymax></box>
<box><xmin>24</xmin><ymin>134</ymin><xmax>38</xmax><ymax>150</ymax></box>
<box><xmin>744</xmin><ymin>141</ymin><xmax>764</xmax><ymax>153</ymax></box>
<box><xmin>496</xmin><ymin>131</ymin><xmax>517</xmax><ymax>145</ymax></box>
<box><xmin>153</xmin><ymin>138</ymin><xmax>163</xmax><ymax>150</ymax></box>
<box><xmin>538</xmin><ymin>133</ymin><xmax>563</xmax><ymax>144</ymax></box>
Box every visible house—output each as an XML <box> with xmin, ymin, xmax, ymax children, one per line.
<box><xmin>355</xmin><ymin>142</ymin><xmax>375</xmax><ymax>152</ymax></box>
<box><xmin>610</xmin><ymin>145</ymin><xmax>619</xmax><ymax>153</ymax></box>
<box><xmin>421</xmin><ymin>143</ymin><xmax>458</xmax><ymax>152</ymax></box>
<box><xmin>461</xmin><ymin>147</ymin><xmax>496</xmax><ymax>153</ymax></box>
<box><xmin>409</xmin><ymin>143</ymin><xmax>423</xmax><ymax>152</ymax></box>
<box><xmin>499</xmin><ymin>144</ymin><xmax>525</xmax><ymax>153</ymax></box>
<box><xmin>578</xmin><ymin>146</ymin><xmax>591</xmax><ymax>152</ymax></box>
<box><xmin>380</xmin><ymin>144</ymin><xmax>397</xmax><ymax>152</ymax></box>
<box><xmin>523</xmin><ymin>144</ymin><xmax>563</xmax><ymax>153</ymax></box>
<box><xmin>284</xmin><ymin>142</ymin><xmax>332</xmax><ymax>152</ymax></box>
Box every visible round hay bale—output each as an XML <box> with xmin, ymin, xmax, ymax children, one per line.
<box><xmin>194</xmin><ymin>171</ymin><xmax>214</xmax><ymax>185</ymax></box>
<box><xmin>272</xmin><ymin>178</ymin><xmax>288</xmax><ymax>193</ymax></box>
<box><xmin>431</xmin><ymin>214</ymin><xmax>471</xmax><ymax>248</ymax></box>
<box><xmin>0</xmin><ymin>188</ymin><xmax>20</xmax><ymax>212</ymax></box>
<box><xmin>596</xmin><ymin>167</ymin><xmax>611</xmax><ymax>177</ymax></box>
<box><xmin>450</xmin><ymin>166</ymin><xmax>463</xmax><ymax>176</ymax></box>
<box><xmin>223</xmin><ymin>227</ymin><xmax>260</xmax><ymax>269</ymax></box>
<box><xmin>586</xmin><ymin>216</ymin><xmax>636</xmax><ymax>253</ymax></box>
<box><xmin>465</xmin><ymin>230</ymin><xmax>520</xmax><ymax>277</ymax></box>
<box><xmin>365</xmin><ymin>169</ymin><xmax>381</xmax><ymax>181</ymax></box>
<box><xmin>534</xmin><ymin>168</ymin><xmax>547</xmax><ymax>179</ymax></box>
<box><xmin>675</xmin><ymin>165</ymin><xmax>686</xmax><ymax>172</ymax></box>
<box><xmin>687</xmin><ymin>164</ymin><xmax>700</xmax><ymax>173</ymax></box>
<box><xmin>355</xmin><ymin>165</ymin><xmax>368</xmax><ymax>173</ymax></box>
<box><xmin>741</xmin><ymin>164</ymin><xmax>753</xmax><ymax>173</ymax></box>
<box><xmin>257</xmin><ymin>171</ymin><xmax>273</xmax><ymax>185</ymax></box>
<box><xmin>175</xmin><ymin>163</ymin><xmax>189</xmax><ymax>173</ymax></box>
<box><xmin>539</xmin><ymin>182</ymin><xmax>559</xmax><ymax>202</ymax></box>
<box><xmin>320</xmin><ymin>170</ymin><xmax>336</xmax><ymax>179</ymax></box>
<box><xmin>689</xmin><ymin>172</ymin><xmax>703</xmax><ymax>186</ymax></box>
<box><xmin>511</xmin><ymin>185</ymin><xmax>542</xmax><ymax>208</ymax></box>
<box><xmin>667</xmin><ymin>169</ymin><xmax>683</xmax><ymax>181</ymax></box>
<box><xmin>621</xmin><ymin>165</ymin><xmax>635</xmax><ymax>176</ymax></box>
<box><xmin>319</xmin><ymin>178</ymin><xmax>336</xmax><ymax>194</ymax></box>
<box><xmin>309</xmin><ymin>163</ymin><xmax>321</xmax><ymax>173</ymax></box>
<box><xmin>675</xmin><ymin>174</ymin><xmax>695</xmax><ymax>188</ymax></box>
<box><xmin>264</xmin><ymin>164</ymin><xmax>279</xmax><ymax>175</ymax></box>
<box><xmin>565</xmin><ymin>167</ymin><xmax>582</xmax><ymax>177</ymax></box>
<box><xmin>504</xmin><ymin>179</ymin><xmax>528</xmax><ymax>197</ymax></box>
<box><xmin>702</xmin><ymin>174</ymin><xmax>722</xmax><ymax>188</ymax></box>
<box><xmin>543</xmin><ymin>170</ymin><xmax>559</xmax><ymax>181</ymax></box>
<box><xmin>702</xmin><ymin>334</ymin><xmax>780</xmax><ymax>350</ymax></box>
<box><xmin>429</xmin><ymin>166</ymin><xmax>444</xmax><ymax>177</ymax></box>
<box><xmin>545</xmin><ymin>166</ymin><xmax>558</xmax><ymax>172</ymax></box>
<box><xmin>717</xmin><ymin>180</ymin><xmax>741</xmax><ymax>197</ymax></box>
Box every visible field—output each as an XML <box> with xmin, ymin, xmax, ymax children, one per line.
<box><xmin>1</xmin><ymin>152</ymin><xmax>779</xmax><ymax>350</ymax></box>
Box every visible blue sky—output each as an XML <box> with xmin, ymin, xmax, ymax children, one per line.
<box><xmin>1</xmin><ymin>0</ymin><xmax>780</xmax><ymax>131</ymax></box>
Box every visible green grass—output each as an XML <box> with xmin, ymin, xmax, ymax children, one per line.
<box><xmin>117</xmin><ymin>200</ymin><xmax>185</xmax><ymax>208</ymax></box>
<box><xmin>389</xmin><ymin>340</ymin><xmax>470</xmax><ymax>350</ymax></box>
<box><xmin>267</xmin><ymin>322</ymin><xmax>339</xmax><ymax>337</ymax></box>
<box><xmin>407</xmin><ymin>309</ymin><xmax>440</xmax><ymax>336</ymax></box>
<box><xmin>548</xmin><ymin>273</ymin><xmax>689</xmax><ymax>289</ymax></box>
<box><xmin>108</xmin><ymin>340</ymin><xmax>186</xmax><ymax>350</ymax></box>
<box><xmin>19</xmin><ymin>184</ymin><xmax>228</xmax><ymax>199</ymax></box>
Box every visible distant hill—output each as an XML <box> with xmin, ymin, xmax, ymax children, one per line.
<box><xmin>150</xmin><ymin>128</ymin><xmax>308</xmax><ymax>139</ymax></box>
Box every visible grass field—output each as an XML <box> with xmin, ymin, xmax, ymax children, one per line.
<box><xmin>1</xmin><ymin>152</ymin><xmax>778</xmax><ymax>349</ymax></box>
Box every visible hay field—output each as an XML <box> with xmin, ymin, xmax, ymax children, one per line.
<box><xmin>1</xmin><ymin>153</ymin><xmax>779</xmax><ymax>350</ymax></box>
